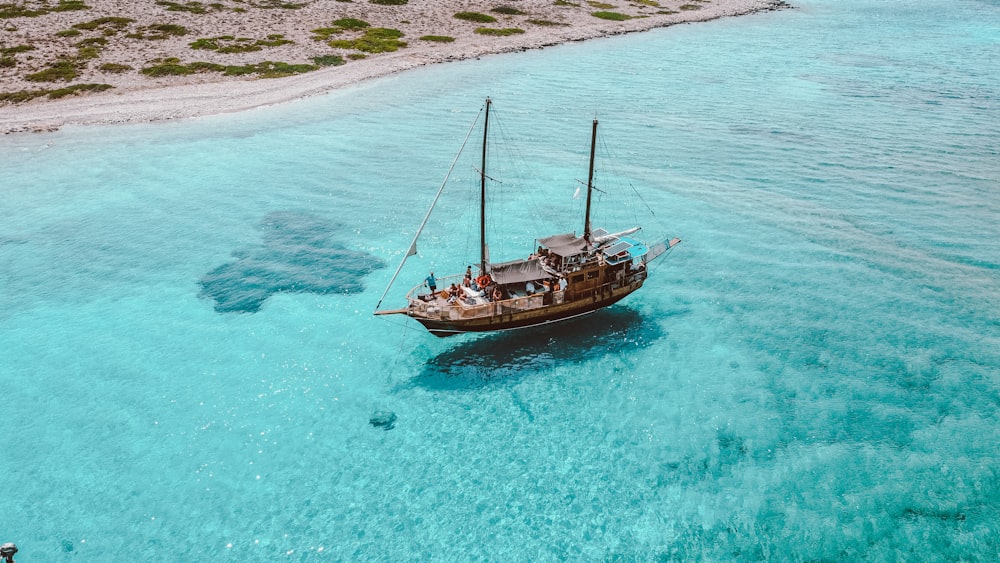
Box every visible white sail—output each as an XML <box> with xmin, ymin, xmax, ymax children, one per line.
<box><xmin>373</xmin><ymin>108</ymin><xmax>484</xmax><ymax>312</ymax></box>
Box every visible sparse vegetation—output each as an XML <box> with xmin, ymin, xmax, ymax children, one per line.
<box><xmin>190</xmin><ymin>34</ymin><xmax>292</xmax><ymax>53</ymax></box>
<box><xmin>155</xmin><ymin>1</ymin><xmax>224</xmax><ymax>14</ymax></box>
<box><xmin>454</xmin><ymin>11</ymin><xmax>496</xmax><ymax>23</ymax></box>
<box><xmin>368</xmin><ymin>0</ymin><xmax>407</xmax><ymax>4</ymax></box>
<box><xmin>591</xmin><ymin>10</ymin><xmax>631</xmax><ymax>20</ymax></box>
<box><xmin>249</xmin><ymin>0</ymin><xmax>307</xmax><ymax>8</ymax></box>
<box><xmin>1</xmin><ymin>44</ymin><xmax>34</xmax><ymax>55</ymax></box>
<box><xmin>553</xmin><ymin>0</ymin><xmax>580</xmax><ymax>6</ymax></box>
<box><xmin>56</xmin><ymin>29</ymin><xmax>83</xmax><ymax>37</ymax></box>
<box><xmin>311</xmin><ymin>54</ymin><xmax>345</xmax><ymax>66</ymax></box>
<box><xmin>25</xmin><ymin>60</ymin><xmax>80</xmax><ymax>82</ymax></box>
<box><xmin>99</xmin><ymin>62</ymin><xmax>132</xmax><ymax>72</ymax></box>
<box><xmin>127</xmin><ymin>23</ymin><xmax>189</xmax><ymax>39</ymax></box>
<box><xmin>420</xmin><ymin>35</ymin><xmax>455</xmax><ymax>42</ymax></box>
<box><xmin>141</xmin><ymin>57</ymin><xmax>319</xmax><ymax>78</ymax></box>
<box><xmin>312</xmin><ymin>18</ymin><xmax>370</xmax><ymax>40</ymax></box>
<box><xmin>1</xmin><ymin>83</ymin><xmax>111</xmax><ymax>103</ymax></box>
<box><xmin>140</xmin><ymin>57</ymin><xmax>195</xmax><ymax>76</ymax></box>
<box><xmin>332</xmin><ymin>17</ymin><xmax>369</xmax><ymax>29</ymax></box>
<box><xmin>328</xmin><ymin>27</ymin><xmax>406</xmax><ymax>53</ymax></box>
<box><xmin>588</xmin><ymin>1</ymin><xmax>615</xmax><ymax>8</ymax></box>
<box><xmin>631</xmin><ymin>0</ymin><xmax>659</xmax><ymax>6</ymax></box>
<box><xmin>75</xmin><ymin>37</ymin><xmax>108</xmax><ymax>47</ymax></box>
<box><xmin>492</xmin><ymin>6</ymin><xmax>526</xmax><ymax>15</ymax></box>
<box><xmin>72</xmin><ymin>17</ymin><xmax>134</xmax><ymax>31</ymax></box>
<box><xmin>54</xmin><ymin>0</ymin><xmax>88</xmax><ymax>11</ymax></box>
<box><xmin>47</xmin><ymin>82</ymin><xmax>112</xmax><ymax>98</ymax></box>
<box><xmin>679</xmin><ymin>4</ymin><xmax>701</xmax><ymax>9</ymax></box>
<box><xmin>1</xmin><ymin>0</ymin><xmax>89</xmax><ymax>18</ymax></box>
<box><xmin>527</xmin><ymin>18</ymin><xmax>565</xmax><ymax>26</ymax></box>
<box><xmin>474</xmin><ymin>27</ymin><xmax>525</xmax><ymax>36</ymax></box>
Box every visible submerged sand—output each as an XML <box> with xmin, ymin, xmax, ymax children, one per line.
<box><xmin>0</xmin><ymin>0</ymin><xmax>786</xmax><ymax>133</ymax></box>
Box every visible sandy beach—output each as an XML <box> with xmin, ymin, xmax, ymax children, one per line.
<box><xmin>1</xmin><ymin>0</ymin><xmax>786</xmax><ymax>133</ymax></box>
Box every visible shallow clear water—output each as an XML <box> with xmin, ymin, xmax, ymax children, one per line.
<box><xmin>2</xmin><ymin>0</ymin><xmax>998</xmax><ymax>559</ymax></box>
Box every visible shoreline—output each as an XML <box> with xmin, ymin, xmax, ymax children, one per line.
<box><xmin>0</xmin><ymin>0</ymin><xmax>787</xmax><ymax>134</ymax></box>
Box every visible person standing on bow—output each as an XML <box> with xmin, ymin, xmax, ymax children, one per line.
<box><xmin>425</xmin><ymin>271</ymin><xmax>437</xmax><ymax>297</ymax></box>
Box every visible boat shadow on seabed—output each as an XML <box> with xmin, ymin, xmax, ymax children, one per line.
<box><xmin>403</xmin><ymin>305</ymin><xmax>677</xmax><ymax>391</ymax></box>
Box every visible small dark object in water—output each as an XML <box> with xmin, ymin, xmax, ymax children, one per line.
<box><xmin>369</xmin><ymin>411</ymin><xmax>397</xmax><ymax>430</ymax></box>
<box><xmin>1</xmin><ymin>542</ymin><xmax>18</xmax><ymax>563</ymax></box>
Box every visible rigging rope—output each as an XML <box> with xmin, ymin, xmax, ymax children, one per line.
<box><xmin>374</xmin><ymin>105</ymin><xmax>485</xmax><ymax>312</ymax></box>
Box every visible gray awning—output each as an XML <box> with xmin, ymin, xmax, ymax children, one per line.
<box><xmin>538</xmin><ymin>232</ymin><xmax>588</xmax><ymax>257</ymax></box>
<box><xmin>490</xmin><ymin>258</ymin><xmax>549</xmax><ymax>284</ymax></box>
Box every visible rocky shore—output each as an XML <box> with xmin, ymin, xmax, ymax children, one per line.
<box><xmin>0</xmin><ymin>0</ymin><xmax>786</xmax><ymax>133</ymax></box>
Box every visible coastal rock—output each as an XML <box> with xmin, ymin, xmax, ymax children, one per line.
<box><xmin>369</xmin><ymin>411</ymin><xmax>397</xmax><ymax>431</ymax></box>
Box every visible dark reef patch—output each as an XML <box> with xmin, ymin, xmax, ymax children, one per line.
<box><xmin>199</xmin><ymin>211</ymin><xmax>385</xmax><ymax>313</ymax></box>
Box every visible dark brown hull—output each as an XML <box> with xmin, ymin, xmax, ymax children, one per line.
<box><xmin>412</xmin><ymin>278</ymin><xmax>644</xmax><ymax>337</ymax></box>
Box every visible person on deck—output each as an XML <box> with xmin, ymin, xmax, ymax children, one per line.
<box><xmin>526</xmin><ymin>280</ymin><xmax>536</xmax><ymax>294</ymax></box>
<box><xmin>426</xmin><ymin>272</ymin><xmax>437</xmax><ymax>296</ymax></box>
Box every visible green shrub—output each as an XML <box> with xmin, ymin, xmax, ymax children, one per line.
<box><xmin>75</xmin><ymin>46</ymin><xmax>100</xmax><ymax>59</ymax></box>
<box><xmin>527</xmin><ymin>19</ymin><xmax>565</xmax><ymax>26</ymax></box>
<box><xmin>454</xmin><ymin>11</ymin><xmax>496</xmax><ymax>23</ymax></box>
<box><xmin>474</xmin><ymin>27</ymin><xmax>525</xmax><ymax>36</ymax></box>
<box><xmin>25</xmin><ymin>60</ymin><xmax>79</xmax><ymax>82</ymax></box>
<box><xmin>190</xmin><ymin>34</ymin><xmax>292</xmax><ymax>53</ymax></box>
<box><xmin>99</xmin><ymin>62</ymin><xmax>133</xmax><ymax>72</ymax></box>
<box><xmin>591</xmin><ymin>10</ymin><xmax>631</xmax><ymax>20</ymax></box>
<box><xmin>76</xmin><ymin>37</ymin><xmax>108</xmax><ymax>47</ymax></box>
<box><xmin>53</xmin><ymin>0</ymin><xmax>89</xmax><ymax>11</ymax></box>
<box><xmin>588</xmin><ymin>0</ymin><xmax>614</xmax><ymax>7</ymax></box>
<box><xmin>141</xmin><ymin>59</ymin><xmax>319</xmax><ymax>79</ymax></box>
<box><xmin>2</xmin><ymin>1</ymin><xmax>89</xmax><ymax>17</ymax></box>
<box><xmin>1</xmin><ymin>45</ymin><xmax>34</xmax><ymax>55</ymax></box>
<box><xmin>0</xmin><ymin>5</ymin><xmax>42</xmax><ymax>17</ymax></box>
<box><xmin>328</xmin><ymin>27</ymin><xmax>405</xmax><ymax>53</ymax></box>
<box><xmin>223</xmin><ymin>61</ymin><xmax>316</xmax><ymax>78</ymax></box>
<box><xmin>72</xmin><ymin>16</ymin><xmax>133</xmax><ymax>30</ymax></box>
<box><xmin>141</xmin><ymin>58</ymin><xmax>193</xmax><ymax>76</ymax></box>
<box><xmin>0</xmin><ymin>56</ymin><xmax>15</xmax><ymax>68</ymax></box>
<box><xmin>369</xmin><ymin>0</ymin><xmax>407</xmax><ymax>4</ymax></box>
<box><xmin>553</xmin><ymin>0</ymin><xmax>580</xmax><ymax>5</ymax></box>
<box><xmin>679</xmin><ymin>3</ymin><xmax>700</xmax><ymax>9</ymax></box>
<box><xmin>48</xmin><ymin>82</ymin><xmax>112</xmax><ymax>98</ymax></box>
<box><xmin>332</xmin><ymin>17</ymin><xmax>369</xmax><ymax>29</ymax></box>
<box><xmin>156</xmin><ymin>1</ymin><xmax>220</xmax><ymax>14</ymax></box>
<box><xmin>312</xmin><ymin>54</ymin><xmax>345</xmax><ymax>66</ymax></box>
<box><xmin>419</xmin><ymin>35</ymin><xmax>455</xmax><ymax>42</ymax></box>
<box><xmin>0</xmin><ymin>89</ymin><xmax>50</xmax><ymax>103</ymax></box>
<box><xmin>492</xmin><ymin>6</ymin><xmax>526</xmax><ymax>15</ymax></box>
<box><xmin>56</xmin><ymin>29</ymin><xmax>83</xmax><ymax>37</ymax></box>
<box><xmin>127</xmin><ymin>23</ymin><xmax>189</xmax><ymax>39</ymax></box>
<box><xmin>186</xmin><ymin>61</ymin><xmax>226</xmax><ymax>72</ymax></box>
<box><xmin>251</xmin><ymin>0</ymin><xmax>306</xmax><ymax>7</ymax></box>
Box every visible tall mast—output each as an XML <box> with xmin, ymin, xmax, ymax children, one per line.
<box><xmin>480</xmin><ymin>97</ymin><xmax>491</xmax><ymax>275</ymax></box>
<box><xmin>584</xmin><ymin>117</ymin><xmax>597</xmax><ymax>243</ymax></box>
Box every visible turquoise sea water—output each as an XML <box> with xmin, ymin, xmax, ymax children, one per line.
<box><xmin>2</xmin><ymin>0</ymin><xmax>999</xmax><ymax>559</ymax></box>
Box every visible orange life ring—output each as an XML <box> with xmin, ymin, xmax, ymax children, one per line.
<box><xmin>476</xmin><ymin>275</ymin><xmax>492</xmax><ymax>287</ymax></box>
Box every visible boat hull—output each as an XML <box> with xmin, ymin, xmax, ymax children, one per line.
<box><xmin>412</xmin><ymin>279</ymin><xmax>644</xmax><ymax>337</ymax></box>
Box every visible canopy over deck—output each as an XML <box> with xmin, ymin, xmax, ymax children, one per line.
<box><xmin>538</xmin><ymin>232</ymin><xmax>588</xmax><ymax>257</ymax></box>
<box><xmin>490</xmin><ymin>258</ymin><xmax>549</xmax><ymax>284</ymax></box>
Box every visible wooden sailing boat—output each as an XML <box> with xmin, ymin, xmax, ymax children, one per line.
<box><xmin>374</xmin><ymin>98</ymin><xmax>680</xmax><ymax>337</ymax></box>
